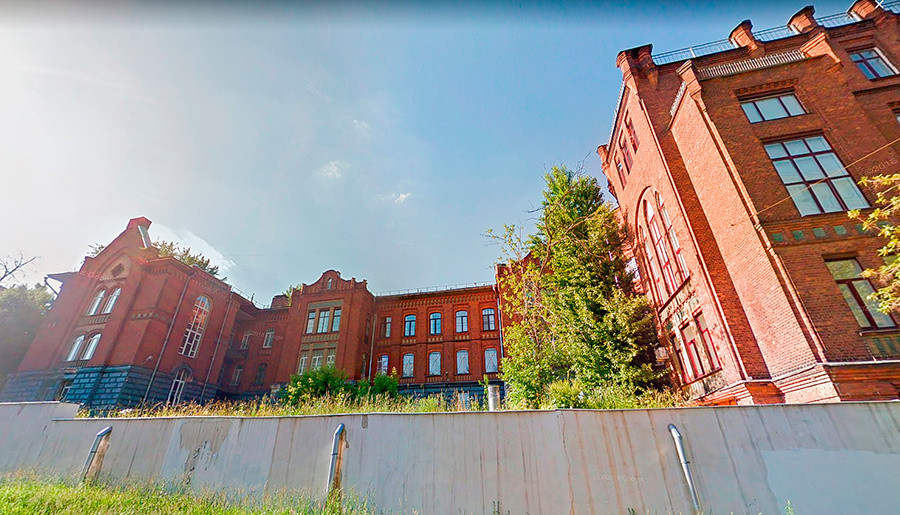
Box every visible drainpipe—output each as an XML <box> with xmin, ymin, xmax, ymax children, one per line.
<box><xmin>667</xmin><ymin>424</ymin><xmax>701</xmax><ymax>513</ymax></box>
<box><xmin>143</xmin><ymin>270</ymin><xmax>193</xmax><ymax>404</ymax></box>
<box><xmin>201</xmin><ymin>290</ymin><xmax>233</xmax><ymax>401</ymax></box>
<box><xmin>326</xmin><ymin>423</ymin><xmax>346</xmax><ymax>494</ymax></box>
<box><xmin>367</xmin><ymin>311</ymin><xmax>376</xmax><ymax>380</ymax></box>
<box><xmin>81</xmin><ymin>426</ymin><xmax>112</xmax><ymax>483</ymax></box>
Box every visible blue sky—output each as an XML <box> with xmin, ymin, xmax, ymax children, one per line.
<box><xmin>0</xmin><ymin>0</ymin><xmax>849</xmax><ymax>303</ymax></box>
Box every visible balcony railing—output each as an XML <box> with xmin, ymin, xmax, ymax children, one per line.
<box><xmin>886</xmin><ymin>1</ymin><xmax>900</xmax><ymax>14</ymax></box>
<box><xmin>815</xmin><ymin>12</ymin><xmax>861</xmax><ymax>27</ymax></box>
<box><xmin>654</xmin><ymin>39</ymin><xmax>737</xmax><ymax>65</ymax></box>
<box><xmin>753</xmin><ymin>26</ymin><xmax>799</xmax><ymax>42</ymax></box>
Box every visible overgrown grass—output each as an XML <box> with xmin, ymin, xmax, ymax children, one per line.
<box><xmin>79</xmin><ymin>394</ymin><xmax>469</xmax><ymax>419</ymax></box>
<box><xmin>0</xmin><ymin>473</ymin><xmax>371</xmax><ymax>514</ymax></box>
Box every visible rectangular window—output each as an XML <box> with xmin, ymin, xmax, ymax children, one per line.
<box><xmin>230</xmin><ymin>365</ymin><xmax>243</xmax><ymax>387</ymax></box>
<box><xmin>326</xmin><ymin>349</ymin><xmax>336</xmax><ymax>366</ymax></box>
<box><xmin>616</xmin><ymin>160</ymin><xmax>627</xmax><ymax>188</ymax></box>
<box><xmin>240</xmin><ymin>331</ymin><xmax>251</xmax><ymax>349</ymax></box>
<box><xmin>331</xmin><ymin>308</ymin><xmax>341</xmax><ymax>332</ymax></box>
<box><xmin>384</xmin><ymin>316</ymin><xmax>392</xmax><ymax>337</ymax></box>
<box><xmin>482</xmin><ymin>308</ymin><xmax>496</xmax><ymax>331</ymax></box>
<box><xmin>484</xmin><ymin>348</ymin><xmax>498</xmax><ymax>373</ymax></box>
<box><xmin>826</xmin><ymin>259</ymin><xmax>895</xmax><ymax>329</ymax></box>
<box><xmin>850</xmin><ymin>48</ymin><xmax>897</xmax><ymax>80</ymax></box>
<box><xmin>404</xmin><ymin>315</ymin><xmax>416</xmax><ymax>337</ymax></box>
<box><xmin>297</xmin><ymin>354</ymin><xmax>308</xmax><ymax>374</ymax></box>
<box><xmin>625</xmin><ymin>115</ymin><xmax>639</xmax><ymax>150</ymax></box>
<box><xmin>429</xmin><ymin>313</ymin><xmax>441</xmax><ymax>335</ymax></box>
<box><xmin>765</xmin><ymin>136</ymin><xmax>868</xmax><ymax>216</ymax></box>
<box><xmin>378</xmin><ymin>354</ymin><xmax>389</xmax><ymax>375</ymax></box>
<box><xmin>402</xmin><ymin>353</ymin><xmax>414</xmax><ymax>377</ymax></box>
<box><xmin>679</xmin><ymin>323</ymin><xmax>705</xmax><ymax>381</ymax></box>
<box><xmin>456</xmin><ymin>310</ymin><xmax>468</xmax><ymax>333</ymax></box>
<box><xmin>456</xmin><ymin>350</ymin><xmax>469</xmax><ymax>375</ymax></box>
<box><xmin>740</xmin><ymin>93</ymin><xmax>805</xmax><ymax>123</ymax></box>
<box><xmin>429</xmin><ymin>351</ymin><xmax>441</xmax><ymax>376</ymax></box>
<box><xmin>694</xmin><ymin>312</ymin><xmax>721</xmax><ymax>371</ymax></box>
<box><xmin>618</xmin><ymin>134</ymin><xmax>633</xmax><ymax>174</ymax></box>
<box><xmin>168</xmin><ymin>370</ymin><xmax>187</xmax><ymax>404</ymax></box>
<box><xmin>311</xmin><ymin>350</ymin><xmax>324</xmax><ymax>370</ymax></box>
<box><xmin>306</xmin><ymin>311</ymin><xmax>316</xmax><ymax>334</ymax></box>
<box><xmin>253</xmin><ymin>363</ymin><xmax>267</xmax><ymax>386</ymax></box>
<box><xmin>263</xmin><ymin>329</ymin><xmax>275</xmax><ymax>348</ymax></box>
<box><xmin>317</xmin><ymin>310</ymin><xmax>331</xmax><ymax>333</ymax></box>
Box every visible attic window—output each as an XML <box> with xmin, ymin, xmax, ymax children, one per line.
<box><xmin>111</xmin><ymin>264</ymin><xmax>124</xmax><ymax>277</ymax></box>
<box><xmin>327</xmin><ymin>278</ymin><xmax>333</xmax><ymax>290</ymax></box>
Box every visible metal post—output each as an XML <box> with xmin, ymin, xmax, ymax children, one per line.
<box><xmin>326</xmin><ymin>424</ymin><xmax>346</xmax><ymax>494</ymax></box>
<box><xmin>667</xmin><ymin>424</ymin><xmax>701</xmax><ymax>513</ymax></box>
<box><xmin>81</xmin><ymin>426</ymin><xmax>112</xmax><ymax>483</ymax></box>
<box><xmin>487</xmin><ymin>385</ymin><xmax>501</xmax><ymax>411</ymax></box>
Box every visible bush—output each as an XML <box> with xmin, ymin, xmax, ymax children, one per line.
<box><xmin>542</xmin><ymin>379</ymin><xmax>686</xmax><ymax>410</ymax></box>
<box><xmin>282</xmin><ymin>368</ymin><xmax>399</xmax><ymax>407</ymax></box>
<box><xmin>371</xmin><ymin>373</ymin><xmax>398</xmax><ymax>397</ymax></box>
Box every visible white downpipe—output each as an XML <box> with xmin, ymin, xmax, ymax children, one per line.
<box><xmin>327</xmin><ymin>423</ymin><xmax>346</xmax><ymax>494</ymax></box>
<box><xmin>668</xmin><ymin>424</ymin><xmax>701</xmax><ymax>513</ymax></box>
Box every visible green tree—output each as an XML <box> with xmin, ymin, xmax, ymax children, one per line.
<box><xmin>492</xmin><ymin>166</ymin><xmax>659</xmax><ymax>409</ymax></box>
<box><xmin>0</xmin><ymin>284</ymin><xmax>55</xmax><ymax>390</ymax></box>
<box><xmin>852</xmin><ymin>170</ymin><xmax>900</xmax><ymax>313</ymax></box>
<box><xmin>88</xmin><ymin>241</ymin><xmax>222</xmax><ymax>278</ymax></box>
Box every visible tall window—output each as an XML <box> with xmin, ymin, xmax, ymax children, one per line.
<box><xmin>66</xmin><ymin>335</ymin><xmax>85</xmax><ymax>361</ymax></box>
<box><xmin>167</xmin><ymin>369</ymin><xmax>188</xmax><ymax>404</ymax></box>
<box><xmin>240</xmin><ymin>331</ymin><xmax>252</xmax><ymax>349</ymax></box>
<box><xmin>646</xmin><ymin>200</ymin><xmax>677</xmax><ymax>293</ymax></box>
<box><xmin>378</xmin><ymin>354</ymin><xmax>389</xmax><ymax>375</ymax></box>
<box><xmin>311</xmin><ymin>350</ymin><xmax>324</xmax><ymax>370</ymax></box>
<box><xmin>429</xmin><ymin>352</ymin><xmax>441</xmax><ymax>376</ymax></box>
<box><xmin>429</xmin><ymin>313</ymin><xmax>441</xmax><ymax>335</ymax></box>
<box><xmin>404</xmin><ymin>315</ymin><xmax>416</xmax><ymax>337</ymax></box>
<box><xmin>616</xmin><ymin>160</ymin><xmax>627</xmax><ymax>188</ymax></box>
<box><xmin>658</xmin><ymin>196</ymin><xmax>688</xmax><ymax>280</ymax></box>
<box><xmin>456</xmin><ymin>310</ymin><xmax>468</xmax><ymax>333</ymax></box>
<box><xmin>618</xmin><ymin>134</ymin><xmax>633</xmax><ymax>174</ymax></box>
<box><xmin>298</xmin><ymin>354</ymin><xmax>308</xmax><ymax>374</ymax></box>
<box><xmin>384</xmin><ymin>316</ymin><xmax>392</xmax><ymax>337</ymax></box>
<box><xmin>263</xmin><ymin>329</ymin><xmax>275</xmax><ymax>348</ymax></box>
<box><xmin>86</xmin><ymin>290</ymin><xmax>106</xmax><ymax>316</ymax></box>
<box><xmin>326</xmin><ymin>278</ymin><xmax>333</xmax><ymax>289</ymax></box>
<box><xmin>456</xmin><ymin>350</ymin><xmax>469</xmax><ymax>375</ymax></box>
<box><xmin>482</xmin><ymin>308</ymin><xmax>496</xmax><ymax>331</ymax></box>
<box><xmin>82</xmin><ymin>334</ymin><xmax>101</xmax><ymax>360</ymax></box>
<box><xmin>317</xmin><ymin>310</ymin><xmax>331</xmax><ymax>333</ymax></box>
<box><xmin>740</xmin><ymin>93</ymin><xmax>805</xmax><ymax>123</ymax></box>
<box><xmin>180</xmin><ymin>296</ymin><xmax>210</xmax><ymax>358</ymax></box>
<box><xmin>326</xmin><ymin>349</ymin><xmax>336</xmax><ymax>366</ymax></box>
<box><xmin>306</xmin><ymin>310</ymin><xmax>316</xmax><ymax>334</ymax></box>
<box><xmin>484</xmin><ymin>348</ymin><xmax>499</xmax><ymax>373</ymax></box>
<box><xmin>625</xmin><ymin>115</ymin><xmax>639</xmax><ymax>150</ymax></box>
<box><xmin>850</xmin><ymin>49</ymin><xmax>897</xmax><ymax>80</ymax></box>
<box><xmin>641</xmin><ymin>227</ymin><xmax>665</xmax><ymax>302</ymax></box>
<box><xmin>827</xmin><ymin>259</ymin><xmax>895</xmax><ymax>329</ymax></box>
<box><xmin>100</xmin><ymin>287</ymin><xmax>121</xmax><ymax>314</ymax></box>
<box><xmin>765</xmin><ymin>136</ymin><xmax>868</xmax><ymax>216</ymax></box>
<box><xmin>230</xmin><ymin>365</ymin><xmax>243</xmax><ymax>386</ymax></box>
<box><xmin>675</xmin><ymin>312</ymin><xmax>721</xmax><ymax>382</ymax></box>
<box><xmin>402</xmin><ymin>353</ymin><xmax>414</xmax><ymax>377</ymax></box>
<box><xmin>253</xmin><ymin>363</ymin><xmax>267</xmax><ymax>385</ymax></box>
<box><xmin>331</xmin><ymin>308</ymin><xmax>342</xmax><ymax>332</ymax></box>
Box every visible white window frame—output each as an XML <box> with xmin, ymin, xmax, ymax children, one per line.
<box><xmin>404</xmin><ymin>314</ymin><xmax>415</xmax><ymax>337</ymax></box>
<box><xmin>378</xmin><ymin>354</ymin><xmax>389</xmax><ymax>375</ymax></box>
<box><xmin>429</xmin><ymin>312</ymin><xmax>441</xmax><ymax>335</ymax></box>
<box><xmin>326</xmin><ymin>349</ymin><xmax>336</xmax><ymax>366</ymax></box>
<box><xmin>241</xmin><ymin>331</ymin><xmax>252</xmax><ymax>349</ymax></box>
<box><xmin>456</xmin><ymin>350</ymin><xmax>469</xmax><ymax>375</ymax></box>
<box><xmin>100</xmin><ymin>287</ymin><xmax>121</xmax><ymax>314</ymax></box>
<box><xmin>311</xmin><ymin>349</ymin><xmax>324</xmax><ymax>370</ymax></box>
<box><xmin>456</xmin><ymin>310</ymin><xmax>468</xmax><ymax>333</ymax></box>
<box><xmin>306</xmin><ymin>310</ymin><xmax>316</xmax><ymax>334</ymax></box>
<box><xmin>263</xmin><ymin>329</ymin><xmax>275</xmax><ymax>348</ymax></box>
<box><xmin>331</xmin><ymin>308</ymin><xmax>341</xmax><ymax>332</ymax></box>
<box><xmin>428</xmin><ymin>351</ymin><xmax>441</xmax><ymax>376</ymax></box>
<box><xmin>317</xmin><ymin>310</ymin><xmax>331</xmax><ymax>333</ymax></box>
<box><xmin>482</xmin><ymin>308</ymin><xmax>496</xmax><ymax>331</ymax></box>
<box><xmin>167</xmin><ymin>369</ymin><xmax>188</xmax><ymax>404</ymax></box>
<box><xmin>86</xmin><ymin>290</ymin><xmax>106</xmax><ymax>316</ymax></box>
<box><xmin>66</xmin><ymin>335</ymin><xmax>85</xmax><ymax>361</ymax></box>
<box><xmin>231</xmin><ymin>365</ymin><xmax>243</xmax><ymax>386</ymax></box>
<box><xmin>298</xmin><ymin>354</ymin><xmax>308</xmax><ymax>374</ymax></box>
<box><xmin>180</xmin><ymin>296</ymin><xmax>211</xmax><ymax>358</ymax></box>
<box><xmin>82</xmin><ymin>333</ymin><xmax>101</xmax><ymax>360</ymax></box>
<box><xmin>384</xmin><ymin>316</ymin><xmax>392</xmax><ymax>337</ymax></box>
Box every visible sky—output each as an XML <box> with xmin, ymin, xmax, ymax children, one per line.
<box><xmin>0</xmin><ymin>0</ymin><xmax>850</xmax><ymax>304</ymax></box>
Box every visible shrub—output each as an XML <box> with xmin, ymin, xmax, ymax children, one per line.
<box><xmin>283</xmin><ymin>366</ymin><xmax>351</xmax><ymax>405</ymax></box>
<box><xmin>371</xmin><ymin>373</ymin><xmax>398</xmax><ymax>398</ymax></box>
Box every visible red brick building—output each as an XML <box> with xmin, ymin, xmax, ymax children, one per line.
<box><xmin>598</xmin><ymin>0</ymin><xmax>900</xmax><ymax>404</ymax></box>
<box><xmin>0</xmin><ymin>218</ymin><xmax>503</xmax><ymax>408</ymax></box>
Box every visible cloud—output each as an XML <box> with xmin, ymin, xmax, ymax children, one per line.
<box><xmin>317</xmin><ymin>160</ymin><xmax>347</xmax><ymax>179</ymax></box>
<box><xmin>378</xmin><ymin>192</ymin><xmax>412</xmax><ymax>204</ymax></box>
<box><xmin>352</xmin><ymin>119</ymin><xmax>370</xmax><ymax>133</ymax></box>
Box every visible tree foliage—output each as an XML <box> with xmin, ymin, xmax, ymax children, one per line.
<box><xmin>492</xmin><ymin>166</ymin><xmax>660</xmax><ymax>409</ymax></box>
<box><xmin>852</xmin><ymin>170</ymin><xmax>900</xmax><ymax>313</ymax></box>
<box><xmin>0</xmin><ymin>284</ymin><xmax>55</xmax><ymax>389</ymax></box>
<box><xmin>89</xmin><ymin>241</ymin><xmax>222</xmax><ymax>278</ymax></box>
<box><xmin>281</xmin><ymin>366</ymin><xmax>399</xmax><ymax>406</ymax></box>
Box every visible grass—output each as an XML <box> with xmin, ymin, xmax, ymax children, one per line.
<box><xmin>0</xmin><ymin>473</ymin><xmax>372</xmax><ymax>514</ymax></box>
<box><xmin>78</xmin><ymin>394</ymin><xmax>476</xmax><ymax>419</ymax></box>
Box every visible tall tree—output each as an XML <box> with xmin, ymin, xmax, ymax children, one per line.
<box><xmin>0</xmin><ymin>284</ymin><xmax>55</xmax><ymax>390</ymax></box>
<box><xmin>493</xmin><ymin>166</ymin><xmax>659</xmax><ymax>408</ymax></box>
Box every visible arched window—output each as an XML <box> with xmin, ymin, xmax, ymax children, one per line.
<box><xmin>241</xmin><ymin>331</ymin><xmax>252</xmax><ymax>349</ymax></box>
<box><xmin>429</xmin><ymin>313</ymin><xmax>441</xmax><ymax>335</ymax></box>
<box><xmin>82</xmin><ymin>333</ymin><xmax>102</xmax><ymax>360</ymax></box>
<box><xmin>86</xmin><ymin>290</ymin><xmax>106</xmax><ymax>316</ymax></box>
<box><xmin>657</xmin><ymin>194</ymin><xmax>688</xmax><ymax>280</ymax></box>
<box><xmin>180</xmin><ymin>296</ymin><xmax>211</xmax><ymax>358</ymax></box>
<box><xmin>645</xmin><ymin>200</ymin><xmax>677</xmax><ymax>295</ymax></box>
<box><xmin>404</xmin><ymin>315</ymin><xmax>416</xmax><ymax>337</ymax></box>
<box><xmin>101</xmin><ymin>287</ymin><xmax>121</xmax><ymax>314</ymax></box>
<box><xmin>482</xmin><ymin>308</ymin><xmax>496</xmax><ymax>331</ymax></box>
<box><xmin>455</xmin><ymin>310</ymin><xmax>468</xmax><ymax>332</ymax></box>
<box><xmin>167</xmin><ymin>369</ymin><xmax>188</xmax><ymax>404</ymax></box>
<box><xmin>66</xmin><ymin>335</ymin><xmax>85</xmax><ymax>361</ymax></box>
<box><xmin>263</xmin><ymin>328</ymin><xmax>275</xmax><ymax>348</ymax></box>
<box><xmin>640</xmin><ymin>226</ymin><xmax>664</xmax><ymax>303</ymax></box>
<box><xmin>326</xmin><ymin>278</ymin><xmax>333</xmax><ymax>289</ymax></box>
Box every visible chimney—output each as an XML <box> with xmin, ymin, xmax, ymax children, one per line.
<box><xmin>849</xmin><ymin>0</ymin><xmax>881</xmax><ymax>19</ymax></box>
<box><xmin>729</xmin><ymin>20</ymin><xmax>759</xmax><ymax>52</ymax></box>
<box><xmin>789</xmin><ymin>6</ymin><xmax>819</xmax><ymax>33</ymax></box>
<box><xmin>127</xmin><ymin>217</ymin><xmax>153</xmax><ymax>248</ymax></box>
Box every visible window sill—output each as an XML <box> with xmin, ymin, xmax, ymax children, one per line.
<box><xmin>681</xmin><ymin>367</ymin><xmax>723</xmax><ymax>386</ymax></box>
<box><xmin>859</xmin><ymin>327</ymin><xmax>900</xmax><ymax>336</ymax></box>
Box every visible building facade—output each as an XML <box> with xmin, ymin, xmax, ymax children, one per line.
<box><xmin>0</xmin><ymin>217</ymin><xmax>503</xmax><ymax>409</ymax></box>
<box><xmin>598</xmin><ymin>0</ymin><xmax>900</xmax><ymax>404</ymax></box>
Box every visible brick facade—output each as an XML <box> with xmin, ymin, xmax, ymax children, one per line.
<box><xmin>598</xmin><ymin>0</ymin><xmax>900</xmax><ymax>404</ymax></box>
<box><xmin>0</xmin><ymin>217</ymin><xmax>503</xmax><ymax>408</ymax></box>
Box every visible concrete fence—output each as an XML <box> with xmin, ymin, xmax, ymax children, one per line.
<box><xmin>0</xmin><ymin>401</ymin><xmax>898</xmax><ymax>514</ymax></box>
